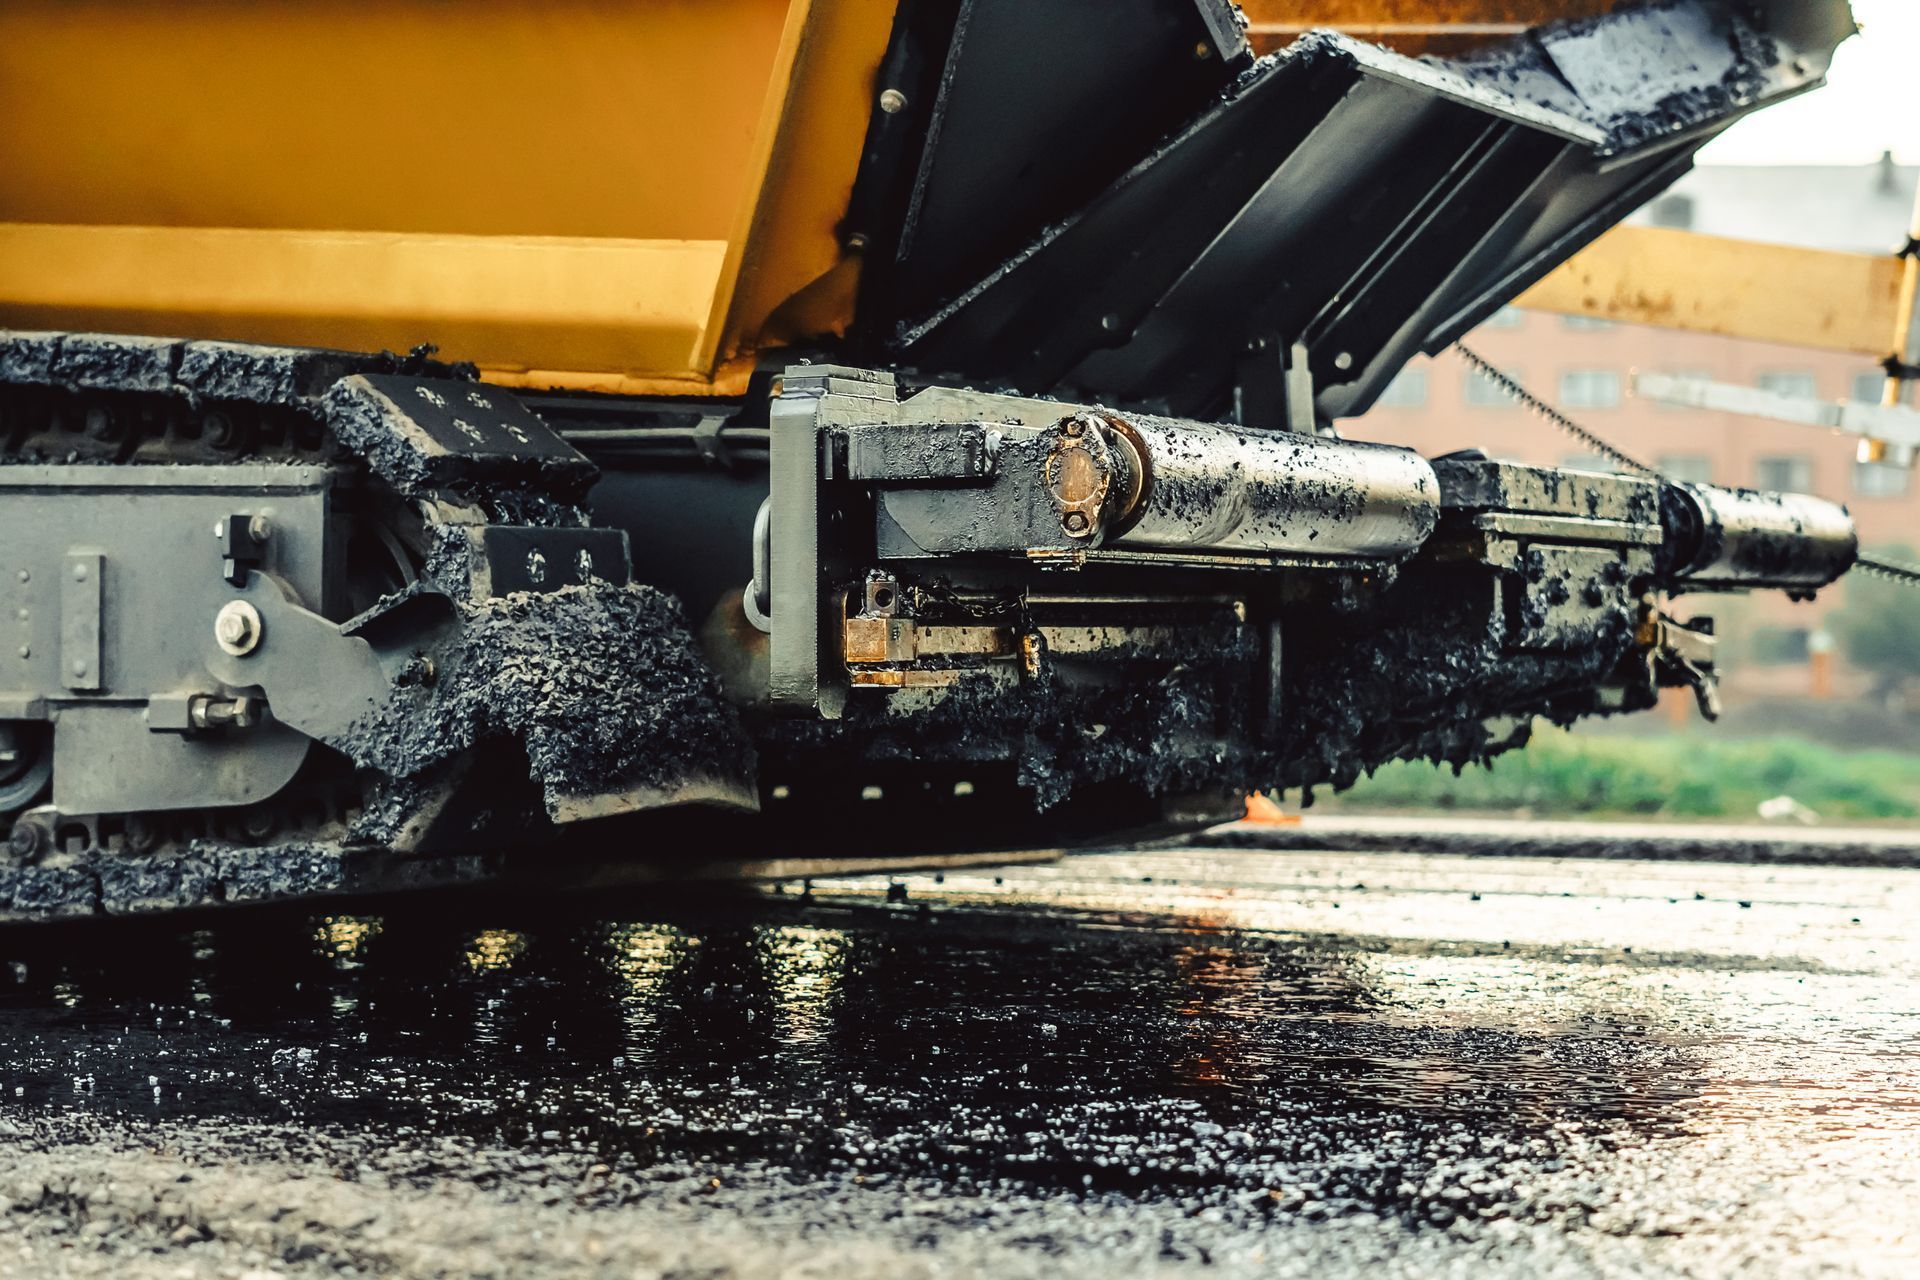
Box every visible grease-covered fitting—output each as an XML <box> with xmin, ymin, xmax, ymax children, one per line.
<box><xmin>1042</xmin><ymin>412</ymin><xmax>1147</xmax><ymax>542</ymax></box>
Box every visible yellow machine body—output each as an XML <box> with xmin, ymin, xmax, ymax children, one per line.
<box><xmin>0</xmin><ymin>0</ymin><xmax>1903</xmax><ymax>391</ymax></box>
<box><xmin>0</xmin><ymin>0</ymin><xmax>894</xmax><ymax>395</ymax></box>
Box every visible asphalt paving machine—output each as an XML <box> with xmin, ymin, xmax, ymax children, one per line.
<box><xmin>0</xmin><ymin>0</ymin><xmax>1865</xmax><ymax>918</ymax></box>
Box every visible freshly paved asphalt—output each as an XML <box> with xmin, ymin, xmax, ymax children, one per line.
<box><xmin>0</xmin><ymin>837</ymin><xmax>1913</xmax><ymax>1277</ymax></box>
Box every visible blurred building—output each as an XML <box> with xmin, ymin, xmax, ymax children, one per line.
<box><xmin>1344</xmin><ymin>154</ymin><xmax>1919</xmax><ymax>704</ymax></box>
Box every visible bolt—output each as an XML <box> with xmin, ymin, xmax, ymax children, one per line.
<box><xmin>1062</xmin><ymin>511</ymin><xmax>1091</xmax><ymax>535</ymax></box>
<box><xmin>16</xmin><ymin>570</ymin><xmax>27</xmax><ymax>584</ymax></box>
<box><xmin>214</xmin><ymin>600</ymin><xmax>264</xmax><ymax>656</ymax></box>
<box><xmin>70</xmin><ymin>658</ymin><xmax>86</xmax><ymax>677</ymax></box>
<box><xmin>247</xmin><ymin>514</ymin><xmax>272</xmax><ymax>544</ymax></box>
<box><xmin>1333</xmin><ymin>351</ymin><xmax>1354</xmax><ymax>371</ymax></box>
<box><xmin>843</xmin><ymin>231</ymin><xmax>870</xmax><ymax>252</ymax></box>
<box><xmin>71</xmin><ymin>563</ymin><xmax>87</xmax><ymax>583</ymax></box>
<box><xmin>189</xmin><ymin>694</ymin><xmax>261</xmax><ymax>731</ymax></box>
<box><xmin>1063</xmin><ymin>417</ymin><xmax>1086</xmax><ymax>438</ymax></box>
<box><xmin>878</xmin><ymin>87</ymin><xmax>908</xmax><ymax>114</ymax></box>
<box><xmin>16</xmin><ymin>646</ymin><xmax>28</xmax><ymax>660</ymax></box>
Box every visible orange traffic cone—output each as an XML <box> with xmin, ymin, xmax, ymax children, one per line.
<box><xmin>1242</xmin><ymin>792</ymin><xmax>1300</xmax><ymax>826</ymax></box>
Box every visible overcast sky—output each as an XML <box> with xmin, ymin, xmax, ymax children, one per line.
<box><xmin>1699</xmin><ymin>0</ymin><xmax>1917</xmax><ymax>165</ymax></box>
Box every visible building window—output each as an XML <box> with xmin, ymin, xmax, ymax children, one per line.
<box><xmin>1561</xmin><ymin>453</ymin><xmax>1616</xmax><ymax>474</ymax></box>
<box><xmin>1854</xmin><ymin>460</ymin><xmax>1911</xmax><ymax>497</ymax></box>
<box><xmin>1561</xmin><ymin>315</ymin><xmax>1616</xmax><ymax>332</ymax></box>
<box><xmin>1374</xmin><ymin>368</ymin><xmax>1428</xmax><ymax>408</ymax></box>
<box><xmin>1482</xmin><ymin>306</ymin><xmax>1524</xmax><ymax>330</ymax></box>
<box><xmin>1648</xmin><ymin>194</ymin><xmax>1694</xmax><ymax>229</ymax></box>
<box><xmin>1464</xmin><ymin>366</ymin><xmax>1520</xmax><ymax>407</ymax></box>
<box><xmin>1559</xmin><ymin>369</ymin><xmax>1621</xmax><ymax>408</ymax></box>
<box><xmin>1656</xmin><ymin>368</ymin><xmax>1714</xmax><ymax>410</ymax></box>
<box><xmin>1755</xmin><ymin>455</ymin><xmax>1813</xmax><ymax>492</ymax></box>
<box><xmin>1756</xmin><ymin>370</ymin><xmax>1817</xmax><ymax>399</ymax></box>
<box><xmin>1852</xmin><ymin>371</ymin><xmax>1886</xmax><ymax>403</ymax></box>
<box><xmin>1657</xmin><ymin>454</ymin><xmax>1713</xmax><ymax>484</ymax></box>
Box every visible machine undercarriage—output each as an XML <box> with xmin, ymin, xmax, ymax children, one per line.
<box><xmin>0</xmin><ymin>332</ymin><xmax>1856</xmax><ymax>920</ymax></box>
<box><xmin>0</xmin><ymin>0</ymin><xmax>1870</xmax><ymax>919</ymax></box>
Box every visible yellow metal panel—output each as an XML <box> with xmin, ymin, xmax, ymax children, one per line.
<box><xmin>1890</xmin><ymin>186</ymin><xmax>1920</xmax><ymax>404</ymax></box>
<box><xmin>0</xmin><ymin>0</ymin><xmax>792</xmax><ymax>242</ymax></box>
<box><xmin>713</xmin><ymin>0</ymin><xmax>901</xmax><ymax>368</ymax></box>
<box><xmin>1516</xmin><ymin>225</ymin><xmax>1906</xmax><ymax>357</ymax></box>
<box><xmin>1238</xmin><ymin>0</ymin><xmax>1619</xmax><ymax>53</ymax></box>
<box><xmin>0</xmin><ymin>0</ymin><xmax>903</xmax><ymax>391</ymax></box>
<box><xmin>0</xmin><ymin>223</ymin><xmax>725</xmax><ymax>383</ymax></box>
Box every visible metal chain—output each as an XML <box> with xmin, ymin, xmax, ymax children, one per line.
<box><xmin>1452</xmin><ymin>343</ymin><xmax>1660</xmax><ymax>477</ymax></box>
<box><xmin>1451</xmin><ymin>343</ymin><xmax>1920</xmax><ymax>592</ymax></box>
<box><xmin>911</xmin><ymin>579</ymin><xmax>1025</xmax><ymax>621</ymax></box>
<box><xmin>1856</xmin><ymin>554</ymin><xmax>1920</xmax><ymax>585</ymax></box>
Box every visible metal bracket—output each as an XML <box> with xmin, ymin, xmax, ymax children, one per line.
<box><xmin>843</xmin><ymin>422</ymin><xmax>999</xmax><ymax>483</ymax></box>
<box><xmin>1634</xmin><ymin>371</ymin><xmax>1920</xmax><ymax>469</ymax></box>
<box><xmin>1235</xmin><ymin>337</ymin><xmax>1321</xmax><ymax>434</ymax></box>
<box><xmin>691</xmin><ymin>414</ymin><xmax>732</xmax><ymax>468</ymax></box>
<box><xmin>470</xmin><ymin>525</ymin><xmax>632</xmax><ymax>597</ymax></box>
<box><xmin>1191</xmin><ymin>0</ymin><xmax>1250</xmax><ymax>63</ymax></box>
<box><xmin>202</xmin><ymin>573</ymin><xmax>426</xmax><ymax>745</ymax></box>
<box><xmin>59</xmin><ymin>550</ymin><xmax>102</xmax><ymax>692</ymax></box>
<box><xmin>217</xmin><ymin>512</ymin><xmax>270</xmax><ymax>587</ymax></box>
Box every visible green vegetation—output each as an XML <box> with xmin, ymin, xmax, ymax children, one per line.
<box><xmin>1311</xmin><ymin>728</ymin><xmax>1920</xmax><ymax>821</ymax></box>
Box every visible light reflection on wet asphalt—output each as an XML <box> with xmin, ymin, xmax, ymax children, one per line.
<box><xmin>1</xmin><ymin>845</ymin><xmax>1918</xmax><ymax>1276</ymax></box>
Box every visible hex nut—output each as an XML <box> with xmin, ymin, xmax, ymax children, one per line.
<box><xmin>214</xmin><ymin>600</ymin><xmax>265</xmax><ymax>657</ymax></box>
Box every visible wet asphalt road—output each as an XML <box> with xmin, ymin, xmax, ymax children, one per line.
<box><xmin>0</xmin><ymin>844</ymin><xmax>1916</xmax><ymax>1277</ymax></box>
